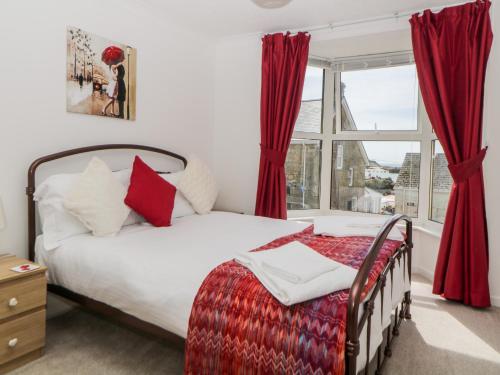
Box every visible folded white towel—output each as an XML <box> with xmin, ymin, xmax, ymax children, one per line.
<box><xmin>313</xmin><ymin>215</ymin><xmax>404</xmax><ymax>241</ymax></box>
<box><xmin>235</xmin><ymin>242</ymin><xmax>357</xmax><ymax>306</ymax></box>
<box><xmin>257</xmin><ymin>241</ymin><xmax>340</xmax><ymax>283</ymax></box>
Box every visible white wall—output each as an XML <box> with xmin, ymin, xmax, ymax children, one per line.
<box><xmin>412</xmin><ymin>229</ymin><xmax>440</xmax><ymax>281</ymax></box>
<box><xmin>0</xmin><ymin>0</ymin><xmax>215</xmax><ymax>257</ymax></box>
<box><xmin>213</xmin><ymin>35</ymin><xmax>262</xmax><ymax>214</ymax></box>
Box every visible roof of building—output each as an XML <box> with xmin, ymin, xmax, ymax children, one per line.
<box><xmin>431</xmin><ymin>153</ymin><xmax>453</xmax><ymax>190</ymax></box>
<box><xmin>295</xmin><ymin>97</ymin><xmax>453</xmax><ymax>191</ymax></box>
<box><xmin>394</xmin><ymin>153</ymin><xmax>420</xmax><ymax>189</ymax></box>
<box><xmin>295</xmin><ymin>100</ymin><xmax>322</xmax><ymax>133</ymax></box>
<box><xmin>295</xmin><ymin>98</ymin><xmax>369</xmax><ymax>165</ymax></box>
<box><xmin>394</xmin><ymin>153</ymin><xmax>452</xmax><ymax>190</ymax></box>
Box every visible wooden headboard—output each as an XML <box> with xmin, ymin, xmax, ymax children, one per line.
<box><xmin>26</xmin><ymin>144</ymin><xmax>187</xmax><ymax>261</ymax></box>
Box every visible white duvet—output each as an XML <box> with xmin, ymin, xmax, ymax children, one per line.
<box><xmin>36</xmin><ymin>211</ymin><xmax>410</xmax><ymax>371</ymax></box>
<box><xmin>36</xmin><ymin>212</ymin><xmax>308</xmax><ymax>338</ymax></box>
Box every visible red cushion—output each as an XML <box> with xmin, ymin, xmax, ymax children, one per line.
<box><xmin>125</xmin><ymin>156</ymin><xmax>176</xmax><ymax>227</ymax></box>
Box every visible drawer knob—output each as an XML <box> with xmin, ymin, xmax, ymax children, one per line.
<box><xmin>8</xmin><ymin>298</ymin><xmax>18</xmax><ymax>307</ymax></box>
<box><xmin>8</xmin><ymin>338</ymin><xmax>17</xmax><ymax>348</ymax></box>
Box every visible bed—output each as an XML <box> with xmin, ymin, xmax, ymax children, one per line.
<box><xmin>27</xmin><ymin>145</ymin><xmax>413</xmax><ymax>375</ymax></box>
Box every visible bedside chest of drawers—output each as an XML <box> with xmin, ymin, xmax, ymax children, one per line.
<box><xmin>0</xmin><ymin>255</ymin><xmax>47</xmax><ymax>374</ymax></box>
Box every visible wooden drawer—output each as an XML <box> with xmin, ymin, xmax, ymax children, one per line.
<box><xmin>0</xmin><ymin>309</ymin><xmax>45</xmax><ymax>365</ymax></box>
<box><xmin>0</xmin><ymin>275</ymin><xmax>46</xmax><ymax>320</ymax></box>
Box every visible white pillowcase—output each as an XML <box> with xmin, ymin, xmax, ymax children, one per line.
<box><xmin>34</xmin><ymin>166</ymin><xmax>196</xmax><ymax>250</ymax></box>
<box><xmin>63</xmin><ymin>157</ymin><xmax>130</xmax><ymax>237</ymax></box>
<box><xmin>178</xmin><ymin>155</ymin><xmax>218</xmax><ymax>214</ymax></box>
<box><xmin>35</xmin><ymin>169</ymin><xmax>143</xmax><ymax>250</ymax></box>
<box><xmin>35</xmin><ymin>173</ymin><xmax>91</xmax><ymax>250</ymax></box>
<box><xmin>160</xmin><ymin>172</ymin><xmax>196</xmax><ymax>218</ymax></box>
<box><xmin>114</xmin><ymin>169</ymin><xmax>146</xmax><ymax>226</ymax></box>
<box><xmin>117</xmin><ymin>169</ymin><xmax>195</xmax><ymax>219</ymax></box>
<box><xmin>36</xmin><ymin>198</ymin><xmax>88</xmax><ymax>250</ymax></box>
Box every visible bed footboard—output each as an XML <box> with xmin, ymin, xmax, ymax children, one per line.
<box><xmin>345</xmin><ymin>215</ymin><xmax>412</xmax><ymax>375</ymax></box>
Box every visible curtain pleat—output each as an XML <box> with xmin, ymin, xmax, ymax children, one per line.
<box><xmin>410</xmin><ymin>0</ymin><xmax>493</xmax><ymax>307</ymax></box>
<box><xmin>255</xmin><ymin>32</ymin><xmax>310</xmax><ymax>219</ymax></box>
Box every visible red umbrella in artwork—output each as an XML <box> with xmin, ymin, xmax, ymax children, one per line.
<box><xmin>101</xmin><ymin>46</ymin><xmax>125</xmax><ymax>66</ymax></box>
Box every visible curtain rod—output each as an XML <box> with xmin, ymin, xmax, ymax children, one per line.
<box><xmin>274</xmin><ymin>0</ymin><xmax>472</xmax><ymax>35</ymax></box>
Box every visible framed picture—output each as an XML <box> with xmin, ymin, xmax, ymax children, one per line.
<box><xmin>66</xmin><ymin>26</ymin><xmax>136</xmax><ymax>121</ymax></box>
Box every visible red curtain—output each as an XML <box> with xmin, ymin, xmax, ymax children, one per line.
<box><xmin>255</xmin><ymin>32</ymin><xmax>311</xmax><ymax>219</ymax></box>
<box><xmin>410</xmin><ymin>0</ymin><xmax>493</xmax><ymax>307</ymax></box>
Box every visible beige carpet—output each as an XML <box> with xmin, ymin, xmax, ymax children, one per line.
<box><xmin>12</xmin><ymin>275</ymin><xmax>500</xmax><ymax>375</ymax></box>
<box><xmin>384</xmin><ymin>275</ymin><xmax>500</xmax><ymax>375</ymax></box>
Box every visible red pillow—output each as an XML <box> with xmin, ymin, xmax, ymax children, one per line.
<box><xmin>125</xmin><ymin>156</ymin><xmax>176</xmax><ymax>227</ymax></box>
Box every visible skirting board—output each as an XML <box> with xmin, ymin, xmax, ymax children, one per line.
<box><xmin>47</xmin><ymin>292</ymin><xmax>76</xmax><ymax>319</ymax></box>
<box><xmin>492</xmin><ymin>296</ymin><xmax>500</xmax><ymax>307</ymax></box>
<box><xmin>412</xmin><ymin>267</ymin><xmax>434</xmax><ymax>282</ymax></box>
<box><xmin>413</xmin><ymin>268</ymin><xmax>500</xmax><ymax>307</ymax></box>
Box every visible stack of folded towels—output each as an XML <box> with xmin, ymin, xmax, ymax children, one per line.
<box><xmin>235</xmin><ymin>241</ymin><xmax>357</xmax><ymax>306</ymax></box>
<box><xmin>235</xmin><ymin>215</ymin><xmax>403</xmax><ymax>306</ymax></box>
<box><xmin>313</xmin><ymin>215</ymin><xmax>404</xmax><ymax>241</ymax></box>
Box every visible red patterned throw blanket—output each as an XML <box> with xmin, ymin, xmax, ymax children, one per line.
<box><xmin>185</xmin><ymin>226</ymin><xmax>401</xmax><ymax>375</ymax></box>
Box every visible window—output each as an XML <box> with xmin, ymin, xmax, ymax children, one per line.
<box><xmin>430</xmin><ymin>141</ymin><xmax>452</xmax><ymax>223</ymax></box>
<box><xmin>285</xmin><ymin>139</ymin><xmax>321</xmax><ymax>210</ymax></box>
<box><xmin>336</xmin><ymin>144</ymin><xmax>344</xmax><ymax>169</ymax></box>
<box><xmin>340</xmin><ymin>65</ymin><xmax>418</xmax><ymax>131</ymax></box>
<box><xmin>285</xmin><ymin>65</ymin><xmax>325</xmax><ymax>210</ymax></box>
<box><xmin>331</xmin><ymin>141</ymin><xmax>420</xmax><ymax>217</ymax></box>
<box><xmin>295</xmin><ymin>66</ymin><xmax>324</xmax><ymax>133</ymax></box>
<box><xmin>286</xmin><ymin>51</ymin><xmax>448</xmax><ymax>225</ymax></box>
<box><xmin>347</xmin><ymin>167</ymin><xmax>354</xmax><ymax>187</ymax></box>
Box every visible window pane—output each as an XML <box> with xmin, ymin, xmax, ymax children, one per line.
<box><xmin>295</xmin><ymin>66</ymin><xmax>324</xmax><ymax>133</ymax></box>
<box><xmin>430</xmin><ymin>141</ymin><xmax>452</xmax><ymax>223</ymax></box>
<box><xmin>331</xmin><ymin>141</ymin><xmax>420</xmax><ymax>217</ymax></box>
<box><xmin>340</xmin><ymin>65</ymin><xmax>418</xmax><ymax>131</ymax></box>
<box><xmin>285</xmin><ymin>139</ymin><xmax>321</xmax><ymax>210</ymax></box>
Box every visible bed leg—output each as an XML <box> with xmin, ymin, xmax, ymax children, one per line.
<box><xmin>392</xmin><ymin>306</ymin><xmax>399</xmax><ymax>337</ymax></box>
<box><xmin>345</xmin><ymin>340</ymin><xmax>360</xmax><ymax>375</ymax></box>
<box><xmin>375</xmin><ymin>346</ymin><xmax>382</xmax><ymax>375</ymax></box>
<box><xmin>404</xmin><ymin>291</ymin><xmax>412</xmax><ymax>320</ymax></box>
<box><xmin>384</xmin><ymin>323</ymin><xmax>392</xmax><ymax>358</ymax></box>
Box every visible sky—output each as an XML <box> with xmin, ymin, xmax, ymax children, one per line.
<box><xmin>301</xmin><ymin>64</ymin><xmax>421</xmax><ymax>166</ymax></box>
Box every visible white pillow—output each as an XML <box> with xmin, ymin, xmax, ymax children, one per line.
<box><xmin>116</xmin><ymin>169</ymin><xmax>195</xmax><ymax>219</ymax></box>
<box><xmin>114</xmin><ymin>169</ymin><xmax>145</xmax><ymax>226</ymax></box>
<box><xmin>35</xmin><ymin>173</ymin><xmax>90</xmax><ymax>250</ymax></box>
<box><xmin>36</xmin><ymin>197</ymin><xmax>89</xmax><ymax>250</ymax></box>
<box><xmin>160</xmin><ymin>172</ymin><xmax>196</xmax><ymax>218</ymax></box>
<box><xmin>178</xmin><ymin>155</ymin><xmax>217</xmax><ymax>214</ymax></box>
<box><xmin>63</xmin><ymin>157</ymin><xmax>130</xmax><ymax>237</ymax></box>
<box><xmin>34</xmin><ymin>165</ymin><xmax>195</xmax><ymax>250</ymax></box>
<box><xmin>35</xmin><ymin>169</ymin><xmax>142</xmax><ymax>250</ymax></box>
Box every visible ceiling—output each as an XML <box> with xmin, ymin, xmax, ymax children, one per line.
<box><xmin>142</xmin><ymin>0</ymin><xmax>460</xmax><ymax>37</ymax></box>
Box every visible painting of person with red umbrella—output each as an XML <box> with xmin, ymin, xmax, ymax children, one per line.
<box><xmin>66</xmin><ymin>26</ymin><xmax>136</xmax><ymax>121</ymax></box>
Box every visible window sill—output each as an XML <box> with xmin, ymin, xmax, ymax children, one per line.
<box><xmin>287</xmin><ymin>210</ymin><xmax>443</xmax><ymax>238</ymax></box>
<box><xmin>413</xmin><ymin>221</ymin><xmax>443</xmax><ymax>238</ymax></box>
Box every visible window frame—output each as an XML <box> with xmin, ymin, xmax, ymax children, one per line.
<box><xmin>286</xmin><ymin>138</ymin><xmax>322</xmax><ymax>211</ymax></box>
<box><xmin>288</xmin><ymin>52</ymin><xmax>444</xmax><ymax>229</ymax></box>
<box><xmin>428</xmin><ymin>139</ymin><xmax>451</xmax><ymax>225</ymax></box>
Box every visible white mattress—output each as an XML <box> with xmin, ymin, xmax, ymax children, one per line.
<box><xmin>35</xmin><ymin>212</ymin><xmax>309</xmax><ymax>338</ymax></box>
<box><xmin>36</xmin><ymin>210</ymin><xmax>410</xmax><ymax>371</ymax></box>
